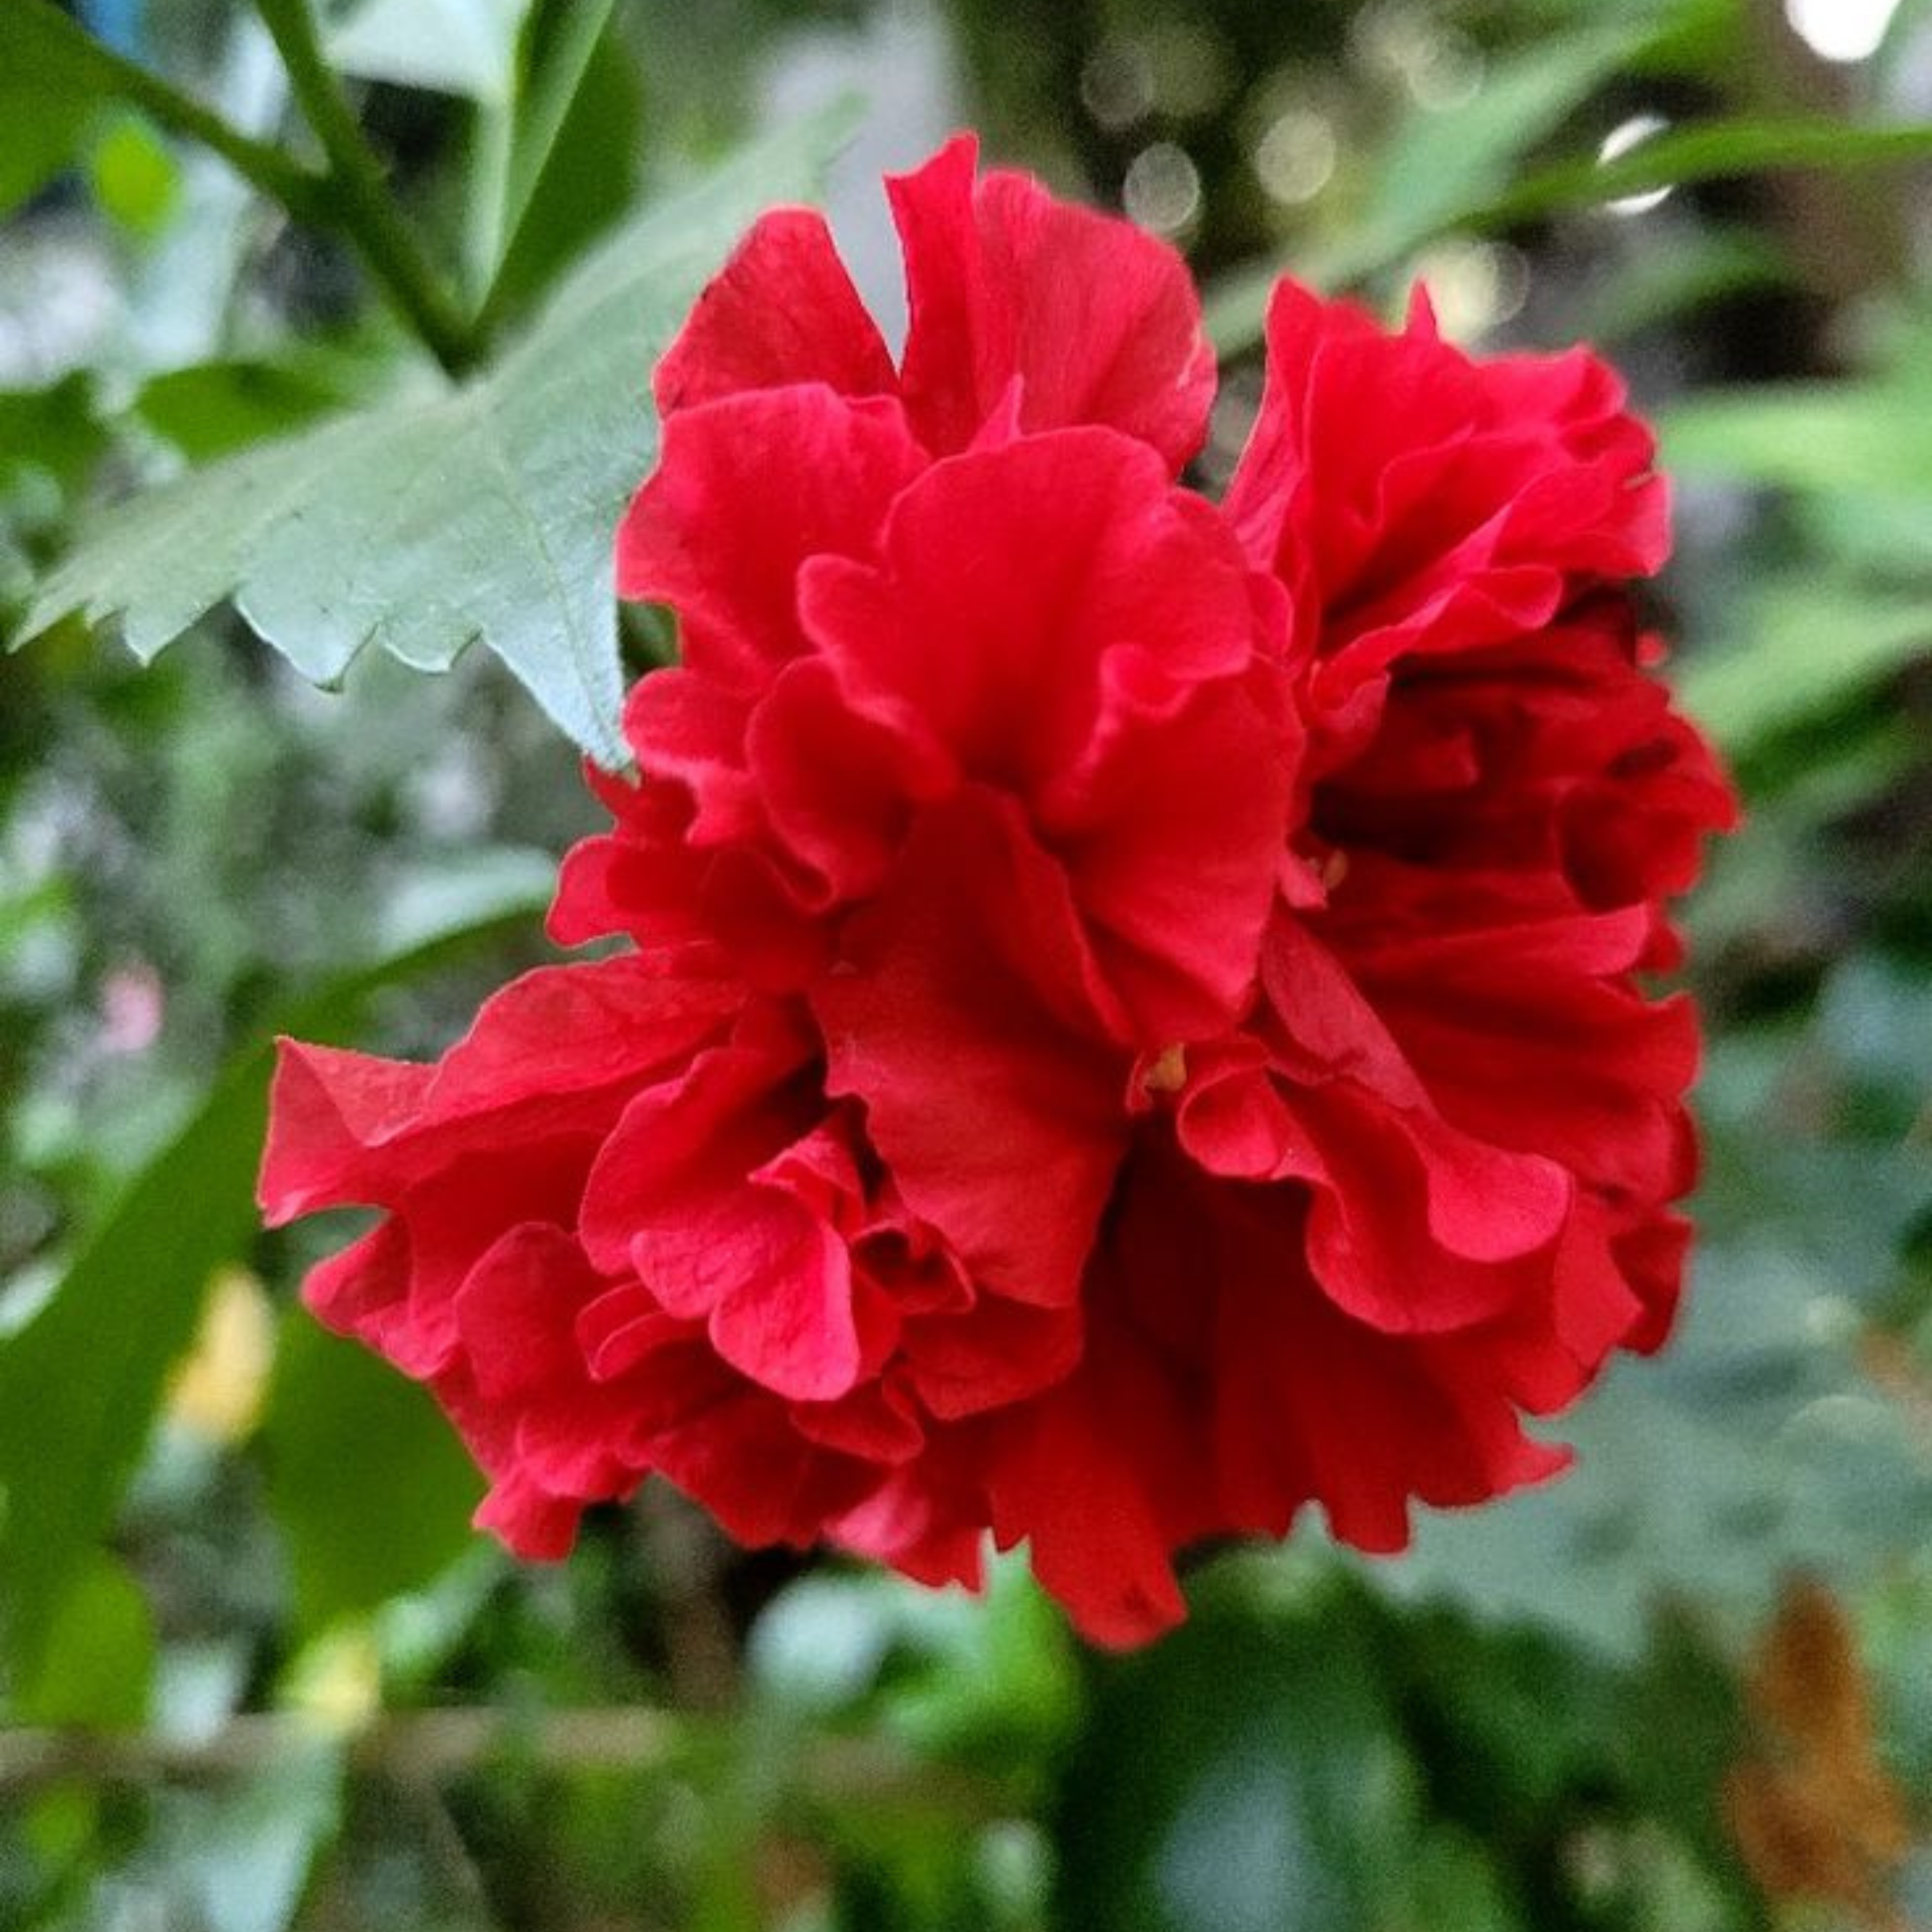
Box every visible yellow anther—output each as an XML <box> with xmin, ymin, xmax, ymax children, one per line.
<box><xmin>1143</xmin><ymin>1043</ymin><xmax>1188</xmax><ymax>1095</ymax></box>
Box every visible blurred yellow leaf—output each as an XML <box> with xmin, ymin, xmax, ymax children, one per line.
<box><xmin>166</xmin><ymin>1267</ymin><xmax>275</xmax><ymax>1444</ymax></box>
<box><xmin>282</xmin><ymin>1623</ymin><xmax>382</xmax><ymax>1739</ymax></box>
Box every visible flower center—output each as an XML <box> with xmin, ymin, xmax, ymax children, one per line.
<box><xmin>1141</xmin><ymin>1042</ymin><xmax>1189</xmax><ymax>1096</ymax></box>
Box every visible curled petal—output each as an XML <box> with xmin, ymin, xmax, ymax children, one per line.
<box><xmin>653</xmin><ymin>207</ymin><xmax>897</xmax><ymax>417</ymax></box>
<box><xmin>617</xmin><ymin>387</ymin><xmax>925</xmax><ymax>693</ymax></box>
<box><xmin>260</xmin><ymin>957</ymin><xmax>740</xmax><ymax>1220</ymax></box>
<box><xmin>890</xmin><ymin>133</ymin><xmax>1215</xmax><ymax>468</ymax></box>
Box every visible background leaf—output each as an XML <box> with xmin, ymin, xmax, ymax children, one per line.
<box><xmin>325</xmin><ymin>0</ymin><xmax>533</xmax><ymax>102</ymax></box>
<box><xmin>0</xmin><ymin>1</ymin><xmax>119</xmax><ymax>218</ymax></box>
<box><xmin>132</xmin><ymin>359</ymin><xmax>351</xmax><ymax>461</ymax></box>
<box><xmin>1488</xmin><ymin>115</ymin><xmax>1932</xmax><ymax>230</ymax></box>
<box><xmin>0</xmin><ymin>870</ymin><xmax>548</xmax><ymax>1681</ymax></box>
<box><xmin>1356</xmin><ymin>24</ymin><xmax>1650</xmax><ymax>264</ymax></box>
<box><xmin>1209</xmin><ymin>98</ymin><xmax>1932</xmax><ymax>358</ymax></box>
<box><xmin>1375</xmin><ymin>1190</ymin><xmax>1932</xmax><ymax>1657</ymax></box>
<box><xmin>1662</xmin><ymin>381</ymin><xmax>1932</xmax><ymax>499</ymax></box>
<box><xmin>476</xmin><ymin>0</ymin><xmax>637</xmax><ymax>325</ymax></box>
<box><xmin>1053</xmin><ymin>1578</ymin><xmax>1481</xmax><ymax>1932</ymax></box>
<box><xmin>263</xmin><ymin>1314</ymin><xmax>485</xmax><ymax>1634</ymax></box>
<box><xmin>10</xmin><ymin>1554</ymin><xmax>156</xmax><ymax>1732</ymax></box>
<box><xmin>1674</xmin><ymin>581</ymin><xmax>1932</xmax><ymax>762</ymax></box>
<box><xmin>1204</xmin><ymin>21</ymin><xmax>1662</xmax><ymax>351</ymax></box>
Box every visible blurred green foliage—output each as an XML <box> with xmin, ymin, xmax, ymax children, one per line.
<box><xmin>2</xmin><ymin>0</ymin><xmax>1931</xmax><ymax>1927</ymax></box>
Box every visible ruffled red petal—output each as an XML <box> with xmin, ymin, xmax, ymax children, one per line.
<box><xmin>889</xmin><ymin>133</ymin><xmax>1215</xmax><ymax>468</ymax></box>
<box><xmin>653</xmin><ymin>207</ymin><xmax>897</xmax><ymax>418</ymax></box>
<box><xmin>813</xmin><ymin>791</ymin><xmax>1131</xmax><ymax>1310</ymax></box>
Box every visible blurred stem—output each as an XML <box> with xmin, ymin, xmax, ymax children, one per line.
<box><xmin>18</xmin><ymin>0</ymin><xmax>328</xmax><ymax>230</ymax></box>
<box><xmin>27</xmin><ymin>0</ymin><xmax>482</xmax><ymax>378</ymax></box>
<box><xmin>0</xmin><ymin>1711</ymin><xmax>1003</xmax><ymax>1818</ymax></box>
<box><xmin>252</xmin><ymin>0</ymin><xmax>481</xmax><ymax>377</ymax></box>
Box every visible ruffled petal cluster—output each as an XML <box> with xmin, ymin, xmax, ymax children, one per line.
<box><xmin>261</xmin><ymin>136</ymin><xmax>1736</xmax><ymax>1646</ymax></box>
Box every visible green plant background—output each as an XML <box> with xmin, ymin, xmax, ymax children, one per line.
<box><xmin>2</xmin><ymin>0</ymin><xmax>1930</xmax><ymax>1926</ymax></box>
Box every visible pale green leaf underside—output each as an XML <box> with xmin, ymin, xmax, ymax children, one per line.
<box><xmin>325</xmin><ymin>0</ymin><xmax>531</xmax><ymax>102</ymax></box>
<box><xmin>18</xmin><ymin>108</ymin><xmax>856</xmax><ymax>766</ymax></box>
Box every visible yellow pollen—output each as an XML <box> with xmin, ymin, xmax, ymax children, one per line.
<box><xmin>1144</xmin><ymin>1042</ymin><xmax>1189</xmax><ymax>1095</ymax></box>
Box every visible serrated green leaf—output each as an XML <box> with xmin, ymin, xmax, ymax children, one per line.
<box><xmin>264</xmin><ymin>1315</ymin><xmax>484</xmax><ymax>1632</ymax></box>
<box><xmin>16</xmin><ymin>107</ymin><xmax>858</xmax><ymax>764</ymax></box>
<box><xmin>0</xmin><ymin>872</ymin><xmax>548</xmax><ymax>1682</ymax></box>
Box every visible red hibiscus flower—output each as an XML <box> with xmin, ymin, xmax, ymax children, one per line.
<box><xmin>260</xmin><ymin>138</ymin><xmax>1735</xmax><ymax>1647</ymax></box>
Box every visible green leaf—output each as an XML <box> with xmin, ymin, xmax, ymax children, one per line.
<box><xmin>87</xmin><ymin>110</ymin><xmax>180</xmax><ymax>237</ymax></box>
<box><xmin>0</xmin><ymin>376</ymin><xmax>109</xmax><ymax>493</ymax></box>
<box><xmin>500</xmin><ymin>0</ymin><xmax>621</xmax><ymax>256</ymax></box>
<box><xmin>9</xmin><ymin>1554</ymin><xmax>156</xmax><ymax>1730</ymax></box>
<box><xmin>1358</xmin><ymin>25</ymin><xmax>1652</xmax><ymax>268</ymax></box>
<box><xmin>476</xmin><ymin>0</ymin><xmax>637</xmax><ymax>328</ymax></box>
<box><xmin>1207</xmin><ymin>102</ymin><xmax>1932</xmax><ymax>356</ymax></box>
<box><xmin>1577</xmin><ymin>224</ymin><xmax>1789</xmax><ymax>345</ymax></box>
<box><xmin>15</xmin><ymin>106</ymin><xmax>858</xmax><ymax>764</ymax></box>
<box><xmin>1661</xmin><ymin>382</ymin><xmax>1932</xmax><ymax>499</ymax></box>
<box><xmin>264</xmin><ymin>1314</ymin><xmax>484</xmax><ymax>1632</ymax></box>
<box><xmin>1384</xmin><ymin>1599</ymin><xmax>1756</xmax><ymax>1919</ymax></box>
<box><xmin>1487</xmin><ymin>115</ymin><xmax>1932</xmax><ymax>231</ymax></box>
<box><xmin>749</xmin><ymin>1553</ymin><xmax>1079</xmax><ymax>1777</ymax></box>
<box><xmin>134</xmin><ymin>359</ymin><xmax>350</xmax><ymax>462</ymax></box>
<box><xmin>325</xmin><ymin>0</ymin><xmax>533</xmax><ymax>102</ymax></box>
<box><xmin>0</xmin><ymin>0</ymin><xmax>323</xmax><ymax>244</ymax></box>
<box><xmin>1054</xmin><ymin>1581</ymin><xmax>1487</xmax><ymax>1932</ymax></box>
<box><xmin>1674</xmin><ymin>579</ymin><xmax>1932</xmax><ymax>760</ymax></box>
<box><xmin>0</xmin><ymin>871</ymin><xmax>548</xmax><ymax>1681</ymax></box>
<box><xmin>0</xmin><ymin>0</ymin><xmax>117</xmax><ymax>217</ymax></box>
<box><xmin>1205</xmin><ymin>23</ymin><xmax>1656</xmax><ymax>353</ymax></box>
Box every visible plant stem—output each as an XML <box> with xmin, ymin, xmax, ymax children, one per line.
<box><xmin>0</xmin><ymin>1709</ymin><xmax>1003</xmax><ymax>1818</ymax></box>
<box><xmin>252</xmin><ymin>0</ymin><xmax>481</xmax><ymax>376</ymax></box>
<box><xmin>21</xmin><ymin>0</ymin><xmax>482</xmax><ymax>377</ymax></box>
<box><xmin>19</xmin><ymin>0</ymin><xmax>331</xmax><ymax>229</ymax></box>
